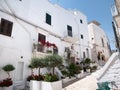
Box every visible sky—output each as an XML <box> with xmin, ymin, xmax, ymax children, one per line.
<box><xmin>49</xmin><ymin>0</ymin><xmax>115</xmax><ymax>50</ymax></box>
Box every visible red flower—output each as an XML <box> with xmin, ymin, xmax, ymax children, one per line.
<box><xmin>0</xmin><ymin>78</ymin><xmax>13</xmax><ymax>87</ymax></box>
<box><xmin>27</xmin><ymin>75</ymin><xmax>44</xmax><ymax>81</ymax></box>
<box><xmin>51</xmin><ymin>43</ymin><xmax>57</xmax><ymax>48</ymax></box>
<box><xmin>39</xmin><ymin>40</ymin><xmax>46</xmax><ymax>46</ymax></box>
<box><xmin>46</xmin><ymin>41</ymin><xmax>51</xmax><ymax>47</ymax></box>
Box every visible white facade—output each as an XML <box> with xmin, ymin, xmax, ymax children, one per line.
<box><xmin>88</xmin><ymin>21</ymin><xmax>111</xmax><ymax>63</ymax></box>
<box><xmin>0</xmin><ymin>0</ymin><xmax>90</xmax><ymax>87</ymax></box>
<box><xmin>111</xmin><ymin>0</ymin><xmax>120</xmax><ymax>50</ymax></box>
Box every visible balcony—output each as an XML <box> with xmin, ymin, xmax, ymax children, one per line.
<box><xmin>63</xmin><ymin>31</ymin><xmax>79</xmax><ymax>43</ymax></box>
<box><xmin>32</xmin><ymin>43</ymin><xmax>58</xmax><ymax>58</ymax></box>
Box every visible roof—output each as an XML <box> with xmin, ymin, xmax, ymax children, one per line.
<box><xmin>88</xmin><ymin>20</ymin><xmax>101</xmax><ymax>26</ymax></box>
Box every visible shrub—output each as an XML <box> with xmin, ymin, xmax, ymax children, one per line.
<box><xmin>61</xmin><ymin>70</ymin><xmax>69</xmax><ymax>77</ymax></box>
<box><xmin>2</xmin><ymin>64</ymin><xmax>15</xmax><ymax>78</ymax></box>
<box><xmin>67</xmin><ymin>63</ymin><xmax>81</xmax><ymax>77</ymax></box>
<box><xmin>2</xmin><ymin>64</ymin><xmax>15</xmax><ymax>72</ymax></box>
<box><xmin>84</xmin><ymin>58</ymin><xmax>91</xmax><ymax>64</ymax></box>
<box><xmin>44</xmin><ymin>73</ymin><xmax>58</xmax><ymax>82</ymax></box>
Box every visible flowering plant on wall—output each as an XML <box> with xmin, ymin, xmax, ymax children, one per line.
<box><xmin>39</xmin><ymin>40</ymin><xmax>57</xmax><ymax>48</ymax></box>
<box><xmin>39</xmin><ymin>40</ymin><xmax>46</xmax><ymax>46</ymax></box>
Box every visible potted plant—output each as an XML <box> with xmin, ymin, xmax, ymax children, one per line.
<box><xmin>30</xmin><ymin>55</ymin><xmax>63</xmax><ymax>90</ymax></box>
<box><xmin>90</xmin><ymin>65</ymin><xmax>97</xmax><ymax>72</ymax></box>
<box><xmin>26</xmin><ymin>64</ymin><xmax>35</xmax><ymax>87</ymax></box>
<box><xmin>67</xmin><ymin>63</ymin><xmax>81</xmax><ymax>78</ymax></box>
<box><xmin>0</xmin><ymin>64</ymin><xmax>15</xmax><ymax>90</ymax></box>
<box><xmin>84</xmin><ymin>58</ymin><xmax>91</xmax><ymax>73</ymax></box>
<box><xmin>29</xmin><ymin>58</ymin><xmax>45</xmax><ymax>81</ymax></box>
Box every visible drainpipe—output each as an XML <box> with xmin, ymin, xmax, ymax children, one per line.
<box><xmin>112</xmin><ymin>22</ymin><xmax>120</xmax><ymax>53</ymax></box>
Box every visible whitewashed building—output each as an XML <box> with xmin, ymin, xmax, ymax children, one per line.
<box><xmin>0</xmin><ymin>0</ymin><xmax>90</xmax><ymax>87</ymax></box>
<box><xmin>111</xmin><ymin>0</ymin><xmax>120</xmax><ymax>50</ymax></box>
<box><xmin>88</xmin><ymin>21</ymin><xmax>111</xmax><ymax>65</ymax></box>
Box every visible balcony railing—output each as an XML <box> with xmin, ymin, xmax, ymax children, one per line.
<box><xmin>63</xmin><ymin>31</ymin><xmax>79</xmax><ymax>43</ymax></box>
<box><xmin>33</xmin><ymin>43</ymin><xmax>58</xmax><ymax>58</ymax></box>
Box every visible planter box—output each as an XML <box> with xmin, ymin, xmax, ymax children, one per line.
<box><xmin>81</xmin><ymin>70</ymin><xmax>84</xmax><ymax>74</ymax></box>
<box><xmin>30</xmin><ymin>80</ymin><xmax>62</xmax><ymax>90</ymax></box>
<box><xmin>86</xmin><ymin>69</ymin><xmax>90</xmax><ymax>73</ymax></box>
<box><xmin>30</xmin><ymin>80</ymin><xmax>41</xmax><ymax>90</ymax></box>
<box><xmin>62</xmin><ymin>77</ymin><xmax>76</xmax><ymax>84</ymax></box>
<box><xmin>0</xmin><ymin>85</ymin><xmax>13</xmax><ymax>90</ymax></box>
<box><xmin>41</xmin><ymin>80</ymin><xmax>62</xmax><ymax>90</ymax></box>
<box><xmin>75</xmin><ymin>74</ymin><xmax>81</xmax><ymax>78</ymax></box>
<box><xmin>26</xmin><ymin>81</ymin><xmax>30</xmax><ymax>88</ymax></box>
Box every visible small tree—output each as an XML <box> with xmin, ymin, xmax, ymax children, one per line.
<box><xmin>2</xmin><ymin>64</ymin><xmax>15</xmax><ymax>78</ymax></box>
<box><xmin>28</xmin><ymin>64</ymin><xmax>35</xmax><ymax>76</ymax></box>
<box><xmin>45</xmin><ymin>55</ymin><xmax>63</xmax><ymax>75</ymax></box>
<box><xmin>31</xmin><ymin>57</ymin><xmax>46</xmax><ymax>76</ymax></box>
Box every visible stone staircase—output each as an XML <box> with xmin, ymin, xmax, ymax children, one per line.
<box><xmin>95</xmin><ymin>52</ymin><xmax>120</xmax><ymax>89</ymax></box>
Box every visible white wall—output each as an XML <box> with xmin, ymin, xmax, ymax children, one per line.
<box><xmin>0</xmin><ymin>0</ymin><xmax>90</xmax><ymax>85</ymax></box>
<box><xmin>88</xmin><ymin>22</ymin><xmax>111</xmax><ymax>61</ymax></box>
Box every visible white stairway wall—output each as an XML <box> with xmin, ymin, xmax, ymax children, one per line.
<box><xmin>96</xmin><ymin>52</ymin><xmax>120</xmax><ymax>88</ymax></box>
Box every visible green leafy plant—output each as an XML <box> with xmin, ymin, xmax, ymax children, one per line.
<box><xmin>1</xmin><ymin>64</ymin><xmax>15</xmax><ymax>87</ymax></box>
<box><xmin>44</xmin><ymin>55</ymin><xmax>63</xmax><ymax>75</ymax></box>
<box><xmin>67</xmin><ymin>63</ymin><xmax>81</xmax><ymax>77</ymax></box>
<box><xmin>2</xmin><ymin>64</ymin><xmax>15</xmax><ymax>78</ymax></box>
<box><xmin>47</xmin><ymin>50</ymin><xmax>52</xmax><ymax>54</ymax></box>
<box><xmin>44</xmin><ymin>73</ymin><xmax>58</xmax><ymax>82</ymax></box>
<box><xmin>91</xmin><ymin>65</ymin><xmax>97</xmax><ymax>72</ymax></box>
<box><xmin>61</xmin><ymin>70</ymin><xmax>69</xmax><ymax>77</ymax></box>
<box><xmin>31</xmin><ymin>57</ymin><xmax>46</xmax><ymax>76</ymax></box>
<box><xmin>84</xmin><ymin>58</ymin><xmax>91</xmax><ymax>64</ymax></box>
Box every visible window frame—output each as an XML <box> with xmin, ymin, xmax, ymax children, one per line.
<box><xmin>67</xmin><ymin>25</ymin><xmax>73</xmax><ymax>37</ymax></box>
<box><xmin>80</xmin><ymin>19</ymin><xmax>83</xmax><ymax>24</ymax></box>
<box><xmin>0</xmin><ymin>18</ymin><xmax>13</xmax><ymax>37</ymax></box>
<box><xmin>46</xmin><ymin>13</ymin><xmax>51</xmax><ymax>25</ymax></box>
<box><xmin>81</xmin><ymin>34</ymin><xmax>84</xmax><ymax>39</ymax></box>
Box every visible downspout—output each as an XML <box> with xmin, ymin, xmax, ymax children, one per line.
<box><xmin>112</xmin><ymin>22</ymin><xmax>120</xmax><ymax>53</ymax></box>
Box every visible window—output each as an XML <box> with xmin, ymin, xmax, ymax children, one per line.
<box><xmin>80</xmin><ymin>19</ymin><xmax>83</xmax><ymax>24</ymax></box>
<box><xmin>67</xmin><ymin>25</ymin><xmax>72</xmax><ymax>37</ymax></box>
<box><xmin>0</xmin><ymin>18</ymin><xmax>13</xmax><ymax>37</ymax></box>
<box><xmin>86</xmin><ymin>48</ymin><xmax>89</xmax><ymax>57</ymax></box>
<box><xmin>101</xmin><ymin>38</ymin><xmax>104</xmax><ymax>47</ymax></box>
<box><xmin>81</xmin><ymin>34</ymin><xmax>83</xmax><ymax>39</ymax></box>
<box><xmin>83</xmin><ymin>52</ymin><xmax>86</xmax><ymax>58</ymax></box>
<box><xmin>46</xmin><ymin>13</ymin><xmax>51</xmax><ymax>25</ymax></box>
<box><xmin>38</xmin><ymin>33</ymin><xmax>46</xmax><ymax>52</ymax></box>
<box><xmin>38</xmin><ymin>33</ymin><xmax>46</xmax><ymax>43</ymax></box>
